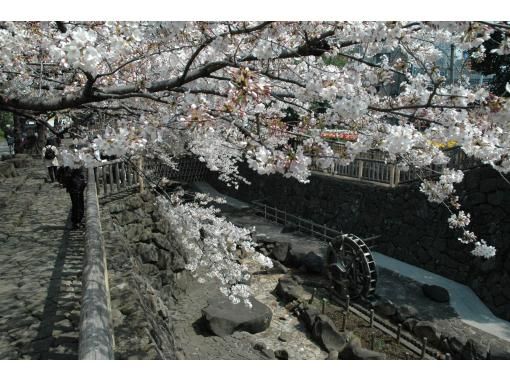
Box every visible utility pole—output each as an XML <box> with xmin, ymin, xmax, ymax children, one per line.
<box><xmin>449</xmin><ymin>44</ymin><xmax>455</xmax><ymax>85</ymax></box>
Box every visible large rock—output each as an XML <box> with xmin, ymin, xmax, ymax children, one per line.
<box><xmin>445</xmin><ymin>336</ymin><xmax>466</xmax><ymax>358</ymax></box>
<box><xmin>311</xmin><ymin>314</ymin><xmax>352</xmax><ymax>353</ymax></box>
<box><xmin>281</xmin><ymin>225</ymin><xmax>298</xmax><ymax>234</ymax></box>
<box><xmin>202</xmin><ymin>296</ymin><xmax>272</xmax><ymax>337</ymax></box>
<box><xmin>374</xmin><ymin>298</ymin><xmax>397</xmax><ymax>318</ymax></box>
<box><xmin>267</xmin><ymin>259</ymin><xmax>289</xmax><ymax>274</ymax></box>
<box><xmin>274</xmin><ymin>275</ymin><xmax>306</xmax><ymax>303</ymax></box>
<box><xmin>461</xmin><ymin>339</ymin><xmax>488</xmax><ymax>360</ymax></box>
<box><xmin>271</xmin><ymin>242</ymin><xmax>290</xmax><ymax>263</ymax></box>
<box><xmin>413</xmin><ymin>321</ymin><xmax>440</xmax><ymax>345</ymax></box>
<box><xmin>338</xmin><ymin>336</ymin><xmax>386</xmax><ymax>360</ymax></box>
<box><xmin>302</xmin><ymin>250</ymin><xmax>326</xmax><ymax>274</ymax></box>
<box><xmin>297</xmin><ymin>304</ymin><xmax>320</xmax><ymax>330</ymax></box>
<box><xmin>394</xmin><ymin>304</ymin><xmax>418</xmax><ymax>323</ymax></box>
<box><xmin>402</xmin><ymin>318</ymin><xmax>419</xmax><ymax>332</ymax></box>
<box><xmin>488</xmin><ymin>345</ymin><xmax>510</xmax><ymax>360</ymax></box>
<box><xmin>422</xmin><ymin>284</ymin><xmax>450</xmax><ymax>303</ymax></box>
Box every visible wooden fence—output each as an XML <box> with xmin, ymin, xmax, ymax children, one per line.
<box><xmin>312</xmin><ymin>147</ymin><xmax>482</xmax><ymax>187</ymax></box>
<box><xmin>92</xmin><ymin>155</ymin><xmax>209</xmax><ymax>199</ymax></box>
<box><xmin>93</xmin><ymin>158</ymin><xmax>141</xmax><ymax>198</ymax></box>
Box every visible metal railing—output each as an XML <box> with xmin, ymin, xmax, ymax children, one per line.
<box><xmin>143</xmin><ymin>156</ymin><xmax>209</xmax><ymax>184</ymax></box>
<box><xmin>252</xmin><ymin>200</ymin><xmax>380</xmax><ymax>246</ymax></box>
<box><xmin>252</xmin><ymin>200</ymin><xmax>340</xmax><ymax>242</ymax></box>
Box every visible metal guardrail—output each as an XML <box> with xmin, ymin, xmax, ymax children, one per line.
<box><xmin>252</xmin><ymin>200</ymin><xmax>340</xmax><ymax>242</ymax></box>
<box><xmin>143</xmin><ymin>156</ymin><xmax>209</xmax><ymax>184</ymax></box>
<box><xmin>79</xmin><ymin>167</ymin><xmax>115</xmax><ymax>360</ymax></box>
<box><xmin>251</xmin><ymin>200</ymin><xmax>380</xmax><ymax>246</ymax></box>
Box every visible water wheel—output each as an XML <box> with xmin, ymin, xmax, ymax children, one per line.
<box><xmin>326</xmin><ymin>234</ymin><xmax>377</xmax><ymax>299</ymax></box>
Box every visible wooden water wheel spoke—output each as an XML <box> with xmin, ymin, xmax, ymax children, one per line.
<box><xmin>327</xmin><ymin>234</ymin><xmax>377</xmax><ymax>299</ymax></box>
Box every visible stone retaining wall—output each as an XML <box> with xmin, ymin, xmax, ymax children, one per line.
<box><xmin>209</xmin><ymin>165</ymin><xmax>510</xmax><ymax>321</ymax></box>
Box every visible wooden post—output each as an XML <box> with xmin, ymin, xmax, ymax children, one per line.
<box><xmin>108</xmin><ymin>164</ymin><xmax>114</xmax><ymax>195</ymax></box>
<box><xmin>397</xmin><ymin>323</ymin><xmax>402</xmax><ymax>344</ymax></box>
<box><xmin>102</xmin><ymin>166</ymin><xmax>107</xmax><ymax>196</ymax></box>
<box><xmin>421</xmin><ymin>337</ymin><xmax>427</xmax><ymax>359</ymax></box>
<box><xmin>345</xmin><ymin>295</ymin><xmax>350</xmax><ymax>314</ymax></box>
<box><xmin>309</xmin><ymin>288</ymin><xmax>317</xmax><ymax>304</ymax></box>
<box><xmin>321</xmin><ymin>298</ymin><xmax>326</xmax><ymax>314</ymax></box>
<box><xmin>115</xmin><ymin>162</ymin><xmax>121</xmax><ymax>190</ymax></box>
<box><xmin>358</xmin><ymin>160</ymin><xmax>364</xmax><ymax>179</ymax></box>
<box><xmin>341</xmin><ymin>312</ymin><xmax>347</xmax><ymax>332</ymax></box>
<box><xmin>138</xmin><ymin>157</ymin><xmax>144</xmax><ymax>193</ymax></box>
<box><xmin>389</xmin><ymin>164</ymin><xmax>395</xmax><ymax>187</ymax></box>
<box><xmin>370</xmin><ymin>334</ymin><xmax>375</xmax><ymax>350</ymax></box>
<box><xmin>369</xmin><ymin>308</ymin><xmax>374</xmax><ymax>327</ymax></box>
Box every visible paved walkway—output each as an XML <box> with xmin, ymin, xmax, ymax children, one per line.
<box><xmin>0</xmin><ymin>139</ymin><xmax>10</xmax><ymax>156</ymax></box>
<box><xmin>0</xmin><ymin>158</ymin><xmax>83</xmax><ymax>359</ymax></box>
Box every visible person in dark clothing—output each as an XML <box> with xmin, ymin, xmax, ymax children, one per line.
<box><xmin>61</xmin><ymin>166</ymin><xmax>87</xmax><ymax>229</ymax></box>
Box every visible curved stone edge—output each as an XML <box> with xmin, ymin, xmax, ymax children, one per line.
<box><xmin>79</xmin><ymin>167</ymin><xmax>115</xmax><ymax>359</ymax></box>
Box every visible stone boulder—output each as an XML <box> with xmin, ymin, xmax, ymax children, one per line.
<box><xmin>461</xmin><ymin>339</ymin><xmax>488</xmax><ymax>360</ymax></box>
<box><xmin>338</xmin><ymin>336</ymin><xmax>386</xmax><ymax>360</ymax></box>
<box><xmin>439</xmin><ymin>335</ymin><xmax>465</xmax><ymax>358</ymax></box>
<box><xmin>413</xmin><ymin>321</ymin><xmax>440</xmax><ymax>345</ymax></box>
<box><xmin>297</xmin><ymin>304</ymin><xmax>320</xmax><ymax>330</ymax></box>
<box><xmin>488</xmin><ymin>345</ymin><xmax>510</xmax><ymax>360</ymax></box>
<box><xmin>274</xmin><ymin>275</ymin><xmax>306</xmax><ymax>303</ymax></box>
<box><xmin>422</xmin><ymin>284</ymin><xmax>450</xmax><ymax>303</ymax></box>
<box><xmin>202</xmin><ymin>296</ymin><xmax>272</xmax><ymax>337</ymax></box>
<box><xmin>402</xmin><ymin>318</ymin><xmax>419</xmax><ymax>332</ymax></box>
<box><xmin>281</xmin><ymin>225</ymin><xmax>298</xmax><ymax>234</ymax></box>
<box><xmin>374</xmin><ymin>298</ymin><xmax>397</xmax><ymax>318</ymax></box>
<box><xmin>267</xmin><ymin>259</ymin><xmax>289</xmax><ymax>274</ymax></box>
<box><xmin>286</xmin><ymin>245</ymin><xmax>312</xmax><ymax>267</ymax></box>
<box><xmin>311</xmin><ymin>314</ymin><xmax>352</xmax><ymax>353</ymax></box>
<box><xmin>271</xmin><ymin>242</ymin><xmax>290</xmax><ymax>263</ymax></box>
<box><xmin>302</xmin><ymin>250</ymin><xmax>326</xmax><ymax>274</ymax></box>
<box><xmin>394</xmin><ymin>304</ymin><xmax>418</xmax><ymax>323</ymax></box>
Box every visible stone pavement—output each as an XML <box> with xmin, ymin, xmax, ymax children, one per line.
<box><xmin>0</xmin><ymin>158</ymin><xmax>83</xmax><ymax>359</ymax></box>
<box><xmin>0</xmin><ymin>139</ymin><xmax>10</xmax><ymax>156</ymax></box>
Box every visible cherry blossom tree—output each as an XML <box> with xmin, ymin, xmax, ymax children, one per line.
<box><xmin>1</xmin><ymin>21</ymin><xmax>509</xmax><ymax>304</ymax></box>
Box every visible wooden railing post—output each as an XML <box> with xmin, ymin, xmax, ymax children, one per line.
<box><xmin>357</xmin><ymin>160</ymin><xmax>364</xmax><ymax>179</ymax></box>
<box><xmin>138</xmin><ymin>157</ymin><xmax>144</xmax><ymax>193</ymax></box>
<box><xmin>389</xmin><ymin>164</ymin><xmax>395</xmax><ymax>187</ymax></box>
